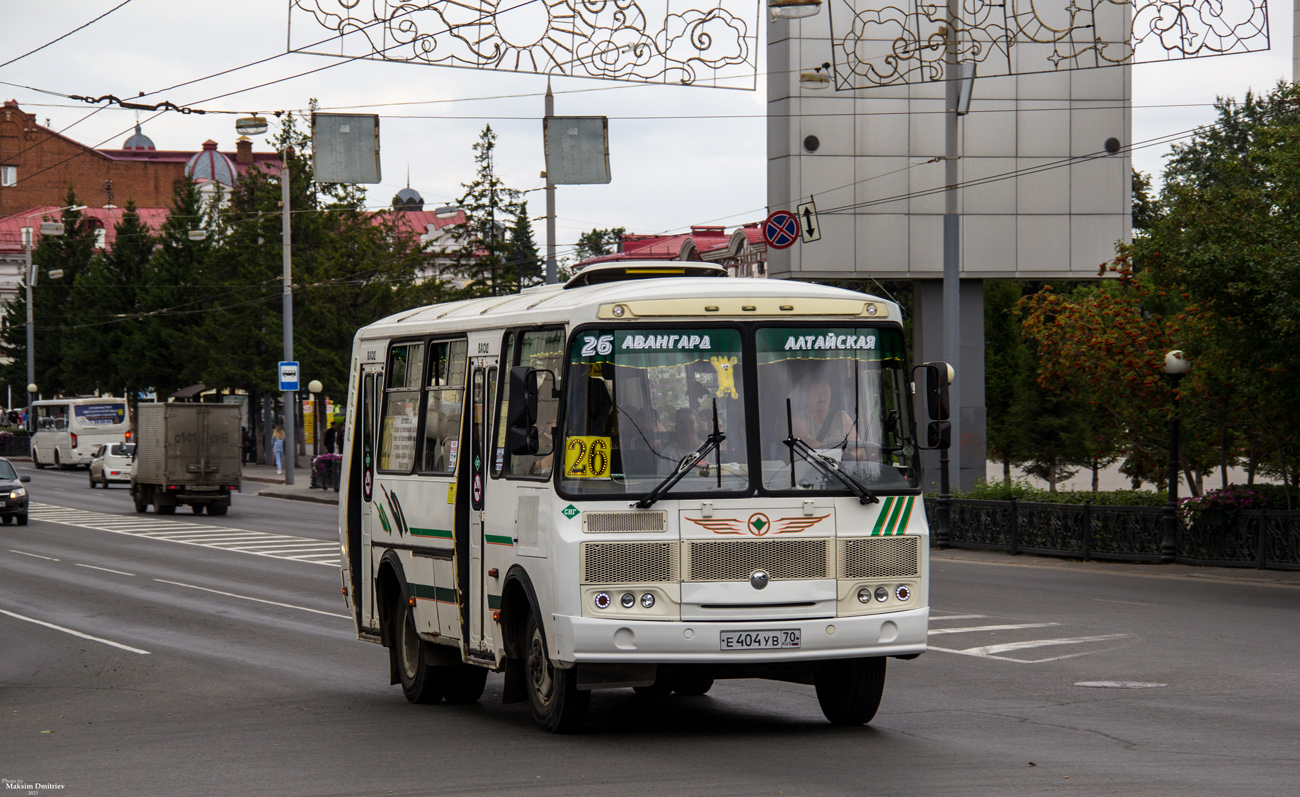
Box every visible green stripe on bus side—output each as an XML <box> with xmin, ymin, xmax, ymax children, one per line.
<box><xmin>409</xmin><ymin>527</ymin><xmax>453</xmax><ymax>539</ymax></box>
<box><xmin>408</xmin><ymin>582</ymin><xmax>436</xmax><ymax>600</ymax></box>
<box><xmin>893</xmin><ymin>497</ymin><xmax>915</xmax><ymax>535</ymax></box>
<box><xmin>485</xmin><ymin>534</ymin><xmax>514</xmax><ymax>546</ymax></box>
<box><xmin>488</xmin><ymin>594</ymin><xmax>502</xmax><ymax>610</ymax></box>
<box><xmin>884</xmin><ymin>495</ymin><xmax>907</xmax><ymax>535</ymax></box>
<box><xmin>376</xmin><ymin>504</ymin><xmax>392</xmax><ymax>535</ymax></box>
<box><xmin>871</xmin><ymin>497</ymin><xmax>895</xmax><ymax>536</ymax></box>
<box><xmin>434</xmin><ymin>586</ymin><xmax>457</xmax><ymax>604</ymax></box>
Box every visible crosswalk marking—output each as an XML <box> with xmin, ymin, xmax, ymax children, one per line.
<box><xmin>27</xmin><ymin>503</ymin><xmax>338</xmax><ymax>568</ymax></box>
<box><xmin>927</xmin><ymin>612</ymin><xmax>1130</xmax><ymax>663</ymax></box>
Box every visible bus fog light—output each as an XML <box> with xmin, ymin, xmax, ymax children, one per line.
<box><xmin>874</xmin><ymin>587</ymin><xmax>889</xmax><ymax>602</ymax></box>
<box><xmin>640</xmin><ymin>592</ymin><xmax>655</xmax><ymax>608</ymax></box>
<box><xmin>857</xmin><ymin>588</ymin><xmax>872</xmax><ymax>603</ymax></box>
<box><xmin>895</xmin><ymin>585</ymin><xmax>912</xmax><ymax>602</ymax></box>
<box><xmin>594</xmin><ymin>592</ymin><xmax>611</xmax><ymax>610</ymax></box>
<box><xmin>620</xmin><ymin>592</ymin><xmax>635</xmax><ymax>609</ymax></box>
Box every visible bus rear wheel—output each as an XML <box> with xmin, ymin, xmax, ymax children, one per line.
<box><xmin>814</xmin><ymin>657</ymin><xmax>886</xmax><ymax>726</ymax></box>
<box><xmin>524</xmin><ymin>611</ymin><xmax>588</xmax><ymax>733</ymax></box>
<box><xmin>396</xmin><ymin>591</ymin><xmax>443</xmax><ymax>704</ymax></box>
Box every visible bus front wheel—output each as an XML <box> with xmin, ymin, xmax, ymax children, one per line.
<box><xmin>524</xmin><ymin>612</ymin><xmax>588</xmax><ymax>733</ymax></box>
<box><xmin>396</xmin><ymin>591</ymin><xmax>443</xmax><ymax>704</ymax></box>
<box><xmin>814</xmin><ymin>657</ymin><xmax>886</xmax><ymax>726</ymax></box>
<box><xmin>32</xmin><ymin>449</ymin><xmax>47</xmax><ymax>469</ymax></box>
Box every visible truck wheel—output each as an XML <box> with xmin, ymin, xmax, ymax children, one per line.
<box><xmin>154</xmin><ymin>495</ymin><xmax>175</xmax><ymax>515</ymax></box>
<box><xmin>208</xmin><ymin>505</ymin><xmax>228</xmax><ymax>517</ymax></box>
<box><xmin>396</xmin><ymin>590</ymin><xmax>444</xmax><ymax>704</ymax></box>
<box><xmin>442</xmin><ymin>665</ymin><xmax>488</xmax><ymax>704</ymax></box>
<box><xmin>132</xmin><ymin>486</ymin><xmax>149</xmax><ymax>513</ymax></box>
<box><xmin>191</xmin><ymin>505</ymin><xmax>205</xmax><ymax>514</ymax></box>
<box><xmin>525</xmin><ymin>611</ymin><xmax>588</xmax><ymax>733</ymax></box>
<box><xmin>814</xmin><ymin>657</ymin><xmax>887</xmax><ymax>726</ymax></box>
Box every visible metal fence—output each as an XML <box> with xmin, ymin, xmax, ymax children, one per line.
<box><xmin>0</xmin><ymin>434</ymin><xmax>30</xmax><ymax>459</ymax></box>
<box><xmin>926</xmin><ymin>498</ymin><xmax>1300</xmax><ymax>571</ymax></box>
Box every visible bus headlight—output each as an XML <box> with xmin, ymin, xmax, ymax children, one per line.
<box><xmin>620</xmin><ymin>592</ymin><xmax>636</xmax><ymax>609</ymax></box>
<box><xmin>874</xmin><ymin>586</ymin><xmax>889</xmax><ymax>602</ymax></box>
<box><xmin>640</xmin><ymin>592</ymin><xmax>656</xmax><ymax>609</ymax></box>
<box><xmin>857</xmin><ymin>587</ymin><xmax>872</xmax><ymax>604</ymax></box>
<box><xmin>593</xmin><ymin>592</ymin><xmax>611</xmax><ymax>610</ymax></box>
<box><xmin>895</xmin><ymin>585</ymin><xmax>912</xmax><ymax>602</ymax></box>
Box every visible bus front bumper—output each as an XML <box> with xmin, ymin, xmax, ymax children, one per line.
<box><xmin>550</xmin><ymin>606</ymin><xmax>928</xmax><ymax>665</ymax></box>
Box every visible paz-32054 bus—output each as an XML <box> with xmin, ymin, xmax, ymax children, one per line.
<box><xmin>338</xmin><ymin>263</ymin><xmax>950</xmax><ymax>732</ymax></box>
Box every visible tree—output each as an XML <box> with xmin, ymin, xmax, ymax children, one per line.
<box><xmin>507</xmin><ymin>199</ymin><xmax>542</xmax><ymax>290</ymax></box>
<box><xmin>450</xmin><ymin>125</ymin><xmax>522</xmax><ymax>296</ymax></box>
<box><xmin>574</xmin><ymin>227</ymin><xmax>626</xmax><ymax>263</ymax></box>
<box><xmin>63</xmin><ymin>200</ymin><xmax>155</xmax><ymax>397</ymax></box>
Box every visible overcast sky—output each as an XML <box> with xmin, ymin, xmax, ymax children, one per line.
<box><xmin>2</xmin><ymin>1</ymin><xmax>1292</xmax><ymax>262</ymax></box>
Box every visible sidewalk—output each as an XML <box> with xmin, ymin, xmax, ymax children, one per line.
<box><xmin>243</xmin><ymin>459</ymin><xmax>339</xmax><ymax>505</ymax></box>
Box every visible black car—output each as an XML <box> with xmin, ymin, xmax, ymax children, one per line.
<box><xmin>0</xmin><ymin>457</ymin><xmax>31</xmax><ymax>525</ymax></box>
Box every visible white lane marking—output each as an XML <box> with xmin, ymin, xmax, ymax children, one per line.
<box><xmin>0</xmin><ymin>607</ymin><xmax>150</xmax><ymax>655</ymax></box>
<box><xmin>929</xmin><ymin>614</ymin><xmax>988</xmax><ymax>621</ymax></box>
<box><xmin>74</xmin><ymin>563</ymin><xmax>136</xmax><ymax>577</ymax></box>
<box><xmin>28</xmin><ymin>503</ymin><xmax>336</xmax><ymax>567</ymax></box>
<box><xmin>154</xmin><ymin>579</ymin><xmax>349</xmax><ymax>619</ymax></box>
<box><xmin>936</xmin><ymin>634</ymin><xmax>1131</xmax><ymax>660</ymax></box>
<box><xmin>10</xmin><ymin>549</ymin><xmax>60</xmax><ymax>561</ymax></box>
<box><xmin>928</xmin><ymin>623</ymin><xmax>1058</xmax><ymax>635</ymax></box>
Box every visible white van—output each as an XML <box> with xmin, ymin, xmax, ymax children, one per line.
<box><xmin>30</xmin><ymin>397</ymin><xmax>130</xmax><ymax>469</ymax></box>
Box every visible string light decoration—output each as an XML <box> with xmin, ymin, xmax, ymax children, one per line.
<box><xmin>826</xmin><ymin>0</ymin><xmax>1270</xmax><ymax>89</ymax></box>
<box><xmin>287</xmin><ymin>0</ymin><xmax>760</xmax><ymax>89</ymax></box>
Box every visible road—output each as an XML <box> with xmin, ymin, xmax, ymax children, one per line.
<box><xmin>3</xmin><ymin>462</ymin><xmax>1298</xmax><ymax>796</ymax></box>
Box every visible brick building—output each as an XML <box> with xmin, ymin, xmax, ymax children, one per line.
<box><xmin>0</xmin><ymin>100</ymin><xmax>279</xmax><ymax>215</ymax></box>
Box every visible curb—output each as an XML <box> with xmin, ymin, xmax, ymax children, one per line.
<box><xmin>255</xmin><ymin>487</ymin><xmax>339</xmax><ymax>506</ymax></box>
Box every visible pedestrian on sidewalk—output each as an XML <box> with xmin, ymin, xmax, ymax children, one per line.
<box><xmin>272</xmin><ymin>424</ymin><xmax>285</xmax><ymax>474</ymax></box>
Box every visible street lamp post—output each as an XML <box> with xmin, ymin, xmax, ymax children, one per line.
<box><xmin>23</xmin><ymin>205</ymin><xmax>86</xmax><ymax>420</ymax></box>
<box><xmin>1161</xmin><ymin>350</ymin><xmax>1191</xmax><ymax>563</ymax></box>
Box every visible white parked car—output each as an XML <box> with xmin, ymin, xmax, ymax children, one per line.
<box><xmin>89</xmin><ymin>443</ymin><xmax>134</xmax><ymax>488</ymax></box>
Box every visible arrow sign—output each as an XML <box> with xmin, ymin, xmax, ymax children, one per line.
<box><xmin>796</xmin><ymin>198</ymin><xmax>821</xmax><ymax>243</ymax></box>
<box><xmin>764</xmin><ymin>210</ymin><xmax>800</xmax><ymax>250</ymax></box>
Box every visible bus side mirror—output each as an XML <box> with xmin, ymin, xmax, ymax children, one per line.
<box><xmin>914</xmin><ymin>362</ymin><xmax>952</xmax><ymax>451</ymax></box>
<box><xmin>507</xmin><ymin>366</ymin><xmax>542</xmax><ymax>456</ymax></box>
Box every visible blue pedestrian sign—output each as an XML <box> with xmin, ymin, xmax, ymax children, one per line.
<box><xmin>764</xmin><ymin>210</ymin><xmax>800</xmax><ymax>250</ymax></box>
<box><xmin>279</xmin><ymin>361</ymin><xmax>300</xmax><ymax>392</ymax></box>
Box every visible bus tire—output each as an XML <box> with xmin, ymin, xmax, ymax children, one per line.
<box><xmin>54</xmin><ymin>450</ymin><xmax>65</xmax><ymax>470</ymax></box>
<box><xmin>814</xmin><ymin>657</ymin><xmax>886</xmax><ymax>726</ymax></box>
<box><xmin>32</xmin><ymin>448</ymin><xmax>47</xmax><ymax>469</ymax></box>
<box><xmin>396</xmin><ymin>590</ymin><xmax>444</xmax><ymax>704</ymax></box>
<box><xmin>441</xmin><ymin>665</ymin><xmax>488</xmax><ymax>704</ymax></box>
<box><xmin>524</xmin><ymin>611</ymin><xmax>588</xmax><ymax>733</ymax></box>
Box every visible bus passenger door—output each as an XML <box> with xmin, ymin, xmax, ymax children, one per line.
<box><xmin>354</xmin><ymin>364</ymin><xmax>382</xmax><ymax>629</ymax></box>
<box><xmin>467</xmin><ymin>361</ymin><xmax>496</xmax><ymax>655</ymax></box>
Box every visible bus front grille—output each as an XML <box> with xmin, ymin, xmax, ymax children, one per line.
<box><xmin>839</xmin><ymin>536</ymin><xmax>920</xmax><ymax>579</ymax></box>
<box><xmin>582</xmin><ymin>510</ymin><xmax>667</xmax><ymax>534</ymax></box>
<box><xmin>581</xmin><ymin>542</ymin><xmax>679</xmax><ymax>584</ymax></box>
<box><xmin>683</xmin><ymin>538</ymin><xmax>833</xmax><ymax>582</ymax></box>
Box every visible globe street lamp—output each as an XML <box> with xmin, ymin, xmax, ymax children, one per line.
<box><xmin>24</xmin><ymin>205</ymin><xmax>86</xmax><ymax>414</ymax></box>
<box><xmin>1161</xmin><ymin>350</ymin><xmax>1191</xmax><ymax>563</ymax></box>
<box><xmin>307</xmin><ymin>379</ymin><xmax>323</xmax><ymax>456</ymax></box>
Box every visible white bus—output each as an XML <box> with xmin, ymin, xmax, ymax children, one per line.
<box><xmin>30</xmin><ymin>397</ymin><xmax>131</xmax><ymax>469</ymax></box>
<box><xmin>338</xmin><ymin>264</ymin><xmax>950</xmax><ymax>732</ymax></box>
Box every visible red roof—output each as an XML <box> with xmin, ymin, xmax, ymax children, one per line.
<box><xmin>577</xmin><ymin>225</ymin><xmax>754</xmax><ymax>267</ymax></box>
<box><xmin>0</xmin><ymin>206</ymin><xmax>170</xmax><ymax>253</ymax></box>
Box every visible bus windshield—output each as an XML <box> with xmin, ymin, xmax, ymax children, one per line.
<box><xmin>561</xmin><ymin>328</ymin><xmax>749</xmax><ymax>497</ymax></box>
<box><xmin>755</xmin><ymin>327</ymin><xmax>918</xmax><ymax>492</ymax></box>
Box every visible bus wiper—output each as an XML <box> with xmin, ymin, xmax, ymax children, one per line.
<box><xmin>783</xmin><ymin>399</ymin><xmax>878</xmax><ymax>505</ymax></box>
<box><xmin>634</xmin><ymin>400</ymin><xmax>726</xmax><ymax>509</ymax></box>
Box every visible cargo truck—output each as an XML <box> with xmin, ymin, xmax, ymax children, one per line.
<box><xmin>131</xmin><ymin>403</ymin><xmax>241</xmax><ymax>515</ymax></box>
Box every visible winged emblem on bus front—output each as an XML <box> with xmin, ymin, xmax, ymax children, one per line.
<box><xmin>685</xmin><ymin>514</ymin><xmax>829</xmax><ymax>536</ymax></box>
<box><xmin>774</xmin><ymin>515</ymin><xmax>830</xmax><ymax>534</ymax></box>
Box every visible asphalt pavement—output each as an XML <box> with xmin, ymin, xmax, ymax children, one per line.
<box><xmin>241</xmin><ymin>458</ymin><xmax>339</xmax><ymax>505</ymax></box>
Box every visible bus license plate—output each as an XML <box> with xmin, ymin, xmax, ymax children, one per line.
<box><xmin>720</xmin><ymin>629</ymin><xmax>801</xmax><ymax>650</ymax></box>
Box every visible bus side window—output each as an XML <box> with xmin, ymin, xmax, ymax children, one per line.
<box><xmin>378</xmin><ymin>342</ymin><xmax>424</xmax><ymax>473</ymax></box>
<box><xmin>421</xmin><ymin>339</ymin><xmax>467</xmax><ymax>474</ymax></box>
<box><xmin>491</xmin><ymin>332</ymin><xmax>516</xmax><ymax>478</ymax></box>
<box><xmin>508</xmin><ymin>328</ymin><xmax>565</xmax><ymax>479</ymax></box>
